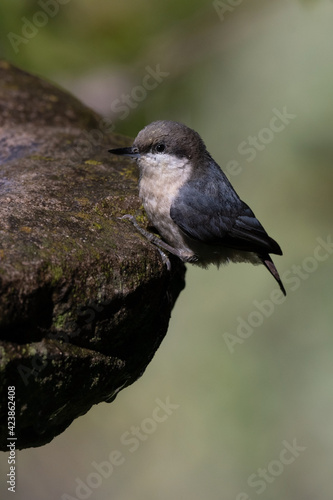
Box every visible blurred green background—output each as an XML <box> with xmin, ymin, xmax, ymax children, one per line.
<box><xmin>1</xmin><ymin>0</ymin><xmax>333</xmax><ymax>499</ymax></box>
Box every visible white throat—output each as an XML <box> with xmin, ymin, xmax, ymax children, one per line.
<box><xmin>137</xmin><ymin>152</ymin><xmax>193</xmax><ymax>242</ymax></box>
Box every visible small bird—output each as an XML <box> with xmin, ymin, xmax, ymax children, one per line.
<box><xmin>109</xmin><ymin>120</ymin><xmax>286</xmax><ymax>296</ymax></box>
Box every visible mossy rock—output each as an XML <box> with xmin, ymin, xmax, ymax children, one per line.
<box><xmin>0</xmin><ymin>60</ymin><xmax>185</xmax><ymax>450</ymax></box>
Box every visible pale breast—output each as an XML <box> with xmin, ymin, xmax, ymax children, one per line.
<box><xmin>138</xmin><ymin>152</ymin><xmax>194</xmax><ymax>253</ymax></box>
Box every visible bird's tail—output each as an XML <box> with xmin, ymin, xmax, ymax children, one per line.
<box><xmin>261</xmin><ymin>255</ymin><xmax>286</xmax><ymax>296</ymax></box>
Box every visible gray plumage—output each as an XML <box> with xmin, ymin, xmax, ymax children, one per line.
<box><xmin>109</xmin><ymin>120</ymin><xmax>286</xmax><ymax>295</ymax></box>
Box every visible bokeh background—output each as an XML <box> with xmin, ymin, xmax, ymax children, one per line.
<box><xmin>1</xmin><ymin>0</ymin><xmax>333</xmax><ymax>499</ymax></box>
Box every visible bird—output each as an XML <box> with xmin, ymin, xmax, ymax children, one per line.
<box><xmin>109</xmin><ymin>120</ymin><xmax>286</xmax><ymax>296</ymax></box>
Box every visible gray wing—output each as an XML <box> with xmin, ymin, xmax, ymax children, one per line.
<box><xmin>170</xmin><ymin>165</ymin><xmax>282</xmax><ymax>256</ymax></box>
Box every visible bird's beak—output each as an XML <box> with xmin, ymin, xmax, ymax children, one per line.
<box><xmin>108</xmin><ymin>147</ymin><xmax>140</xmax><ymax>159</ymax></box>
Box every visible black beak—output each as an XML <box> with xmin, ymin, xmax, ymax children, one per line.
<box><xmin>108</xmin><ymin>147</ymin><xmax>140</xmax><ymax>158</ymax></box>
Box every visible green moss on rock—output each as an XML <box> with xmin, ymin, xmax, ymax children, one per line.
<box><xmin>0</xmin><ymin>61</ymin><xmax>186</xmax><ymax>450</ymax></box>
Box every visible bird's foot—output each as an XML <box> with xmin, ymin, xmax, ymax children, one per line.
<box><xmin>119</xmin><ymin>214</ymin><xmax>175</xmax><ymax>270</ymax></box>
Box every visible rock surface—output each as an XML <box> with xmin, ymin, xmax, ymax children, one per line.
<box><xmin>0</xmin><ymin>61</ymin><xmax>186</xmax><ymax>450</ymax></box>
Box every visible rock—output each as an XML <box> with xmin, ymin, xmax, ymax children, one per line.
<box><xmin>0</xmin><ymin>60</ymin><xmax>186</xmax><ymax>450</ymax></box>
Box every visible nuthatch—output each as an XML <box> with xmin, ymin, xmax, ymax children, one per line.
<box><xmin>109</xmin><ymin>120</ymin><xmax>286</xmax><ymax>296</ymax></box>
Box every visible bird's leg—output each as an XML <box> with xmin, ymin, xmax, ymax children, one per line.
<box><xmin>119</xmin><ymin>215</ymin><xmax>185</xmax><ymax>270</ymax></box>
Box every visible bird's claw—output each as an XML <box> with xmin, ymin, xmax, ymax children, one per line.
<box><xmin>118</xmin><ymin>214</ymin><xmax>172</xmax><ymax>271</ymax></box>
<box><xmin>157</xmin><ymin>248</ymin><xmax>171</xmax><ymax>271</ymax></box>
<box><xmin>118</xmin><ymin>214</ymin><xmax>136</xmax><ymax>222</ymax></box>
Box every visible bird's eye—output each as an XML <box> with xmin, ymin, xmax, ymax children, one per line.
<box><xmin>155</xmin><ymin>143</ymin><xmax>165</xmax><ymax>153</ymax></box>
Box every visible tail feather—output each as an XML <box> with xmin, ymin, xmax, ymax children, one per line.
<box><xmin>261</xmin><ymin>255</ymin><xmax>286</xmax><ymax>296</ymax></box>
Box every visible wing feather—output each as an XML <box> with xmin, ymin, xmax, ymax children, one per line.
<box><xmin>170</xmin><ymin>163</ymin><xmax>282</xmax><ymax>256</ymax></box>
